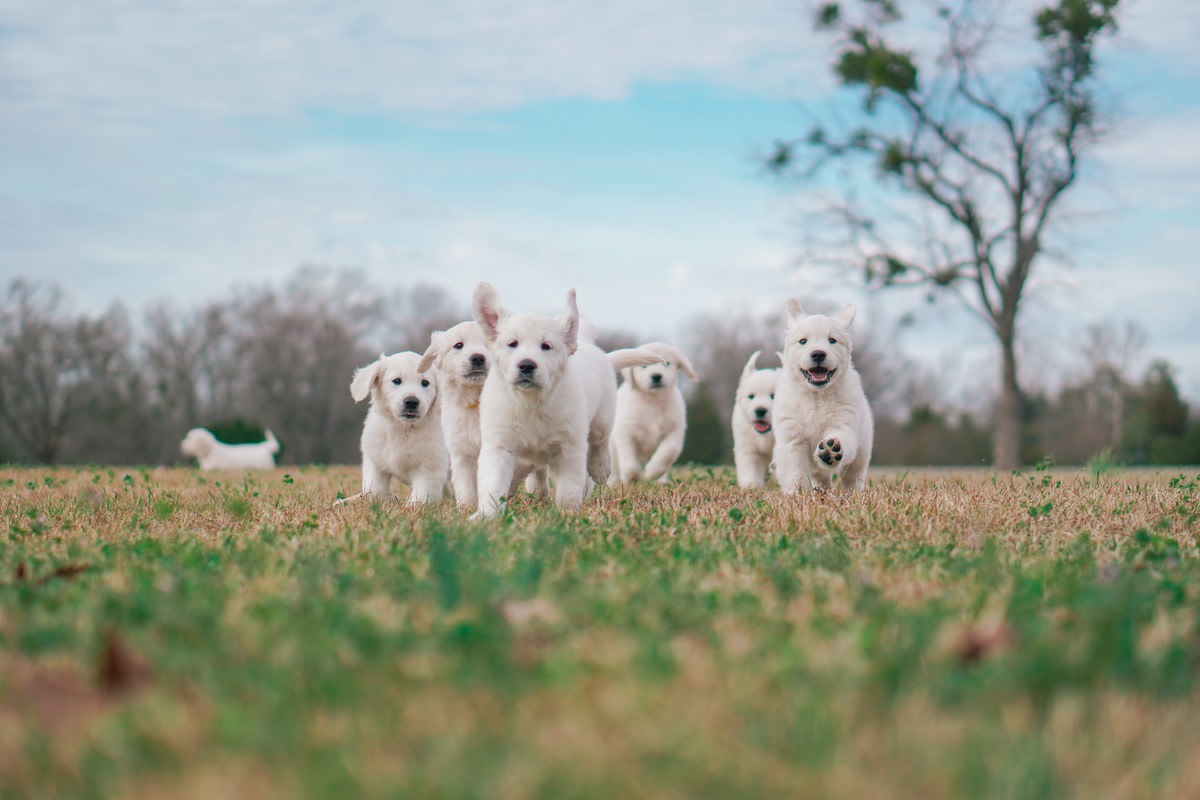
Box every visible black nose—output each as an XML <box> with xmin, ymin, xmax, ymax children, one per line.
<box><xmin>518</xmin><ymin>359</ymin><xmax>537</xmax><ymax>374</ymax></box>
<box><xmin>754</xmin><ymin>407</ymin><xmax>767</xmax><ymax>418</ymax></box>
<box><xmin>470</xmin><ymin>353</ymin><xmax>486</xmax><ymax>367</ymax></box>
<box><xmin>810</xmin><ymin>350</ymin><xmax>826</xmax><ymax>364</ymax></box>
<box><xmin>403</xmin><ymin>396</ymin><xmax>420</xmax><ymax>410</ymax></box>
<box><xmin>650</xmin><ymin>373</ymin><xmax>663</xmax><ymax>384</ymax></box>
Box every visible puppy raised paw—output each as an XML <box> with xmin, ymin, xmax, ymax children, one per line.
<box><xmin>815</xmin><ymin>437</ymin><xmax>843</xmax><ymax>467</ymax></box>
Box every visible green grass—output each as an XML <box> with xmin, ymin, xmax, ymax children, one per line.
<box><xmin>1</xmin><ymin>465</ymin><xmax>1199</xmax><ymax>799</ymax></box>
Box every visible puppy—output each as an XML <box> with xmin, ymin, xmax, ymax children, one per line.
<box><xmin>731</xmin><ymin>350</ymin><xmax>778</xmax><ymax>488</ymax></box>
<box><xmin>471</xmin><ymin>282</ymin><xmax>662</xmax><ymax>518</ymax></box>
<box><xmin>340</xmin><ymin>351</ymin><xmax>449</xmax><ymax>506</ymax></box>
<box><xmin>609</xmin><ymin>342</ymin><xmax>697</xmax><ymax>484</ymax></box>
<box><xmin>181</xmin><ymin>428</ymin><xmax>279</xmax><ymax>470</ymax></box>
<box><xmin>418</xmin><ymin>321</ymin><xmax>548</xmax><ymax>509</ymax></box>
<box><xmin>773</xmin><ymin>300</ymin><xmax>874</xmax><ymax>492</ymax></box>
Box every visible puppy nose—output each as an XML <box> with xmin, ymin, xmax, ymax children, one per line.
<box><xmin>650</xmin><ymin>373</ymin><xmax>663</xmax><ymax>383</ymax></box>
<box><xmin>518</xmin><ymin>359</ymin><xmax>537</xmax><ymax>374</ymax></box>
<box><xmin>403</xmin><ymin>396</ymin><xmax>420</xmax><ymax>410</ymax></box>
<box><xmin>754</xmin><ymin>407</ymin><xmax>767</xmax><ymax>418</ymax></box>
<box><xmin>810</xmin><ymin>350</ymin><xmax>826</xmax><ymax>364</ymax></box>
<box><xmin>469</xmin><ymin>353</ymin><xmax>486</xmax><ymax>367</ymax></box>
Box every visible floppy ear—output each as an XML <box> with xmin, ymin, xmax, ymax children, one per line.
<box><xmin>836</xmin><ymin>303</ymin><xmax>857</xmax><ymax>328</ymax></box>
<box><xmin>350</xmin><ymin>356</ymin><xmax>383</xmax><ymax>403</ymax></box>
<box><xmin>417</xmin><ymin>331</ymin><xmax>443</xmax><ymax>373</ymax></box>
<box><xmin>472</xmin><ymin>283</ymin><xmax>506</xmax><ymax>345</ymax></box>
<box><xmin>669</xmin><ymin>346</ymin><xmax>697</xmax><ymax>381</ymax></box>
<box><xmin>786</xmin><ymin>298</ymin><xmax>804</xmax><ymax>321</ymax></box>
<box><xmin>562</xmin><ymin>289</ymin><xmax>579</xmax><ymax>355</ymax></box>
<box><xmin>742</xmin><ymin>349</ymin><xmax>761</xmax><ymax>379</ymax></box>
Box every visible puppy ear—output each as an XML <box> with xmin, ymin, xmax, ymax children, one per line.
<box><xmin>786</xmin><ymin>298</ymin><xmax>804</xmax><ymax>321</ymax></box>
<box><xmin>472</xmin><ymin>283</ymin><xmax>506</xmax><ymax>344</ymax></box>
<box><xmin>562</xmin><ymin>289</ymin><xmax>580</xmax><ymax>355</ymax></box>
<box><xmin>742</xmin><ymin>349</ymin><xmax>761</xmax><ymax>379</ymax></box>
<box><xmin>350</xmin><ymin>358</ymin><xmax>381</xmax><ymax>403</ymax></box>
<box><xmin>775</xmin><ymin>351</ymin><xmax>785</xmax><ymax>366</ymax></box>
<box><xmin>836</xmin><ymin>303</ymin><xmax>857</xmax><ymax>328</ymax></box>
<box><xmin>670</xmin><ymin>346</ymin><xmax>698</xmax><ymax>381</ymax></box>
<box><xmin>417</xmin><ymin>331</ymin><xmax>443</xmax><ymax>373</ymax></box>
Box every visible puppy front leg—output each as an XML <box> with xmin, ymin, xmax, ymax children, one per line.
<box><xmin>407</xmin><ymin>472</ymin><xmax>446</xmax><ymax>506</ymax></box>
<box><xmin>814</xmin><ymin>430</ymin><xmax>856</xmax><ymax>472</ymax></box>
<box><xmin>474</xmin><ymin>446</ymin><xmax>515</xmax><ymax>519</ymax></box>
<box><xmin>450</xmin><ymin>452</ymin><xmax>479</xmax><ymax>509</ymax></box>
<box><xmin>552</xmin><ymin>444</ymin><xmax>590</xmax><ymax>511</ymax></box>
<box><xmin>614</xmin><ymin>436</ymin><xmax>643</xmax><ymax>484</ymax></box>
<box><xmin>642</xmin><ymin>430</ymin><xmax>683</xmax><ymax>483</ymax></box>
<box><xmin>735</xmin><ymin>447</ymin><xmax>766</xmax><ymax>489</ymax></box>
<box><xmin>773</xmin><ymin>438</ymin><xmax>809</xmax><ymax>495</ymax></box>
<box><xmin>362</xmin><ymin>461</ymin><xmax>395</xmax><ymax>500</ymax></box>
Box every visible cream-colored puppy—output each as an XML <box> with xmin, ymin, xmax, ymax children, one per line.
<box><xmin>471</xmin><ymin>282</ymin><xmax>662</xmax><ymax>519</ymax></box>
<box><xmin>609</xmin><ymin>342</ymin><xmax>697</xmax><ymax>484</ymax></box>
<box><xmin>181</xmin><ymin>428</ymin><xmax>279</xmax><ymax>470</ymax></box>
<box><xmin>339</xmin><ymin>351</ymin><xmax>449</xmax><ymax>506</ymax></box>
<box><xmin>418</xmin><ymin>321</ymin><xmax>548</xmax><ymax>509</ymax></box>
<box><xmin>731</xmin><ymin>350</ymin><xmax>778</xmax><ymax>488</ymax></box>
<box><xmin>773</xmin><ymin>301</ymin><xmax>874</xmax><ymax>492</ymax></box>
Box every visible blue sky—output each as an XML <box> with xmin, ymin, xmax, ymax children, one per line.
<box><xmin>2</xmin><ymin>0</ymin><xmax>1199</xmax><ymax>405</ymax></box>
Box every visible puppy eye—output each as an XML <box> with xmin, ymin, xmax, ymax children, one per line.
<box><xmin>507</xmin><ymin>340</ymin><xmax>518</xmax><ymax>348</ymax></box>
<box><xmin>799</xmin><ymin>338</ymin><xmax>807</xmax><ymax>345</ymax></box>
<box><xmin>453</xmin><ymin>342</ymin><xmax>464</xmax><ymax>350</ymax></box>
<box><xmin>421</xmin><ymin>379</ymin><xmax>430</xmax><ymax>388</ymax></box>
<box><xmin>770</xmin><ymin>393</ymin><xmax>775</xmax><ymax>399</ymax></box>
<box><xmin>391</xmin><ymin>377</ymin><xmax>402</xmax><ymax>385</ymax></box>
<box><xmin>541</xmin><ymin>342</ymin><xmax>551</xmax><ymax>351</ymax></box>
<box><xmin>829</xmin><ymin>337</ymin><xmax>837</xmax><ymax>344</ymax></box>
<box><xmin>748</xmin><ymin>394</ymin><xmax>755</xmax><ymax>400</ymax></box>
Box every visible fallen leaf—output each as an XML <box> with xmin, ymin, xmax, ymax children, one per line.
<box><xmin>96</xmin><ymin>629</ymin><xmax>153</xmax><ymax>696</ymax></box>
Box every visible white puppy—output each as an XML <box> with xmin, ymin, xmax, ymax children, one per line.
<box><xmin>340</xmin><ymin>351</ymin><xmax>449</xmax><ymax>506</ymax></box>
<box><xmin>418</xmin><ymin>321</ymin><xmax>548</xmax><ymax>509</ymax></box>
<box><xmin>471</xmin><ymin>283</ymin><xmax>662</xmax><ymax>518</ymax></box>
<box><xmin>731</xmin><ymin>350</ymin><xmax>778</xmax><ymax>488</ymax></box>
<box><xmin>773</xmin><ymin>301</ymin><xmax>874</xmax><ymax>492</ymax></box>
<box><xmin>181</xmin><ymin>428</ymin><xmax>279</xmax><ymax>471</ymax></box>
<box><xmin>609</xmin><ymin>342</ymin><xmax>697</xmax><ymax>484</ymax></box>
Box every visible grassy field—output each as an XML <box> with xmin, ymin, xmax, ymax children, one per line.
<box><xmin>1</xmin><ymin>464</ymin><xmax>1199</xmax><ymax>799</ymax></box>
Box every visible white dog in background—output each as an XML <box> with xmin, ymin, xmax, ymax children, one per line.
<box><xmin>338</xmin><ymin>351</ymin><xmax>449</xmax><ymax>506</ymax></box>
<box><xmin>181</xmin><ymin>428</ymin><xmax>280</xmax><ymax>471</ymax></box>
<box><xmin>773</xmin><ymin>300</ymin><xmax>874</xmax><ymax>492</ymax></box>
<box><xmin>471</xmin><ymin>282</ymin><xmax>662</xmax><ymax>518</ymax></box>
<box><xmin>418</xmin><ymin>321</ymin><xmax>548</xmax><ymax>509</ymax></box>
<box><xmin>608</xmin><ymin>342</ymin><xmax>697</xmax><ymax>484</ymax></box>
<box><xmin>731</xmin><ymin>350</ymin><xmax>778</xmax><ymax>488</ymax></box>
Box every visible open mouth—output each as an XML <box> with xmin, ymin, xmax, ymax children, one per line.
<box><xmin>753</xmin><ymin>420</ymin><xmax>772</xmax><ymax>434</ymax></box>
<box><xmin>802</xmin><ymin>366</ymin><xmax>835</xmax><ymax>387</ymax></box>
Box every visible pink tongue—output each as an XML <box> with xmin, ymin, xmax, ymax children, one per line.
<box><xmin>809</xmin><ymin>368</ymin><xmax>828</xmax><ymax>379</ymax></box>
<box><xmin>753</xmin><ymin>421</ymin><xmax>771</xmax><ymax>433</ymax></box>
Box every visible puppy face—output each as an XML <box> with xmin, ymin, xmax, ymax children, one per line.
<box><xmin>473</xmin><ymin>282</ymin><xmax>579</xmax><ymax>393</ymax></box>
<box><xmin>735</xmin><ymin>350</ymin><xmax>778</xmax><ymax>434</ymax></box>
<box><xmin>351</xmin><ymin>351</ymin><xmax>438</xmax><ymax>423</ymax></box>
<box><xmin>782</xmin><ymin>300</ymin><xmax>855</xmax><ymax>391</ymax></box>
<box><xmin>625</xmin><ymin>342</ymin><xmax>697</xmax><ymax>394</ymax></box>
<box><xmin>180</xmin><ymin>428</ymin><xmax>215</xmax><ymax>457</ymax></box>
<box><xmin>419</xmin><ymin>321</ymin><xmax>490</xmax><ymax>390</ymax></box>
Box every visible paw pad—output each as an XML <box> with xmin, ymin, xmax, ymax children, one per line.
<box><xmin>816</xmin><ymin>438</ymin><xmax>843</xmax><ymax>466</ymax></box>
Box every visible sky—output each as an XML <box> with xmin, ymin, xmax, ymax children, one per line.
<box><xmin>2</xmin><ymin>0</ymin><xmax>1199</xmax><ymax>405</ymax></box>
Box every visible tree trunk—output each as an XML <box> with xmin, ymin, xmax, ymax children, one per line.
<box><xmin>993</xmin><ymin>326</ymin><xmax>1022</xmax><ymax>470</ymax></box>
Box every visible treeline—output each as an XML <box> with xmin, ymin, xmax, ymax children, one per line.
<box><xmin>0</xmin><ymin>270</ymin><xmax>1196</xmax><ymax>467</ymax></box>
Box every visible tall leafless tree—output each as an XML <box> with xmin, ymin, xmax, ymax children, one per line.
<box><xmin>768</xmin><ymin>0</ymin><xmax>1122</xmax><ymax>468</ymax></box>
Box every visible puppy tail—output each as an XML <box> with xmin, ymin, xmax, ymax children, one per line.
<box><xmin>607</xmin><ymin>348</ymin><xmax>666</xmax><ymax>372</ymax></box>
<box><xmin>264</xmin><ymin>429</ymin><xmax>280</xmax><ymax>454</ymax></box>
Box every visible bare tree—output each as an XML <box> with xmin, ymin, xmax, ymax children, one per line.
<box><xmin>768</xmin><ymin>0</ymin><xmax>1122</xmax><ymax>468</ymax></box>
<box><xmin>1080</xmin><ymin>320</ymin><xmax>1146</xmax><ymax>450</ymax></box>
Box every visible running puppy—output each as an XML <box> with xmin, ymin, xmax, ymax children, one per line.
<box><xmin>418</xmin><ymin>322</ymin><xmax>548</xmax><ymax>509</ymax></box>
<box><xmin>773</xmin><ymin>301</ymin><xmax>874</xmax><ymax>492</ymax></box>
<box><xmin>471</xmin><ymin>282</ymin><xmax>662</xmax><ymax>519</ymax></box>
<box><xmin>181</xmin><ymin>427</ymin><xmax>279</xmax><ymax>470</ymax></box>
<box><xmin>609</xmin><ymin>342</ymin><xmax>697</xmax><ymax>484</ymax></box>
<box><xmin>731</xmin><ymin>350</ymin><xmax>777</xmax><ymax>488</ymax></box>
<box><xmin>340</xmin><ymin>351</ymin><xmax>449</xmax><ymax>506</ymax></box>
